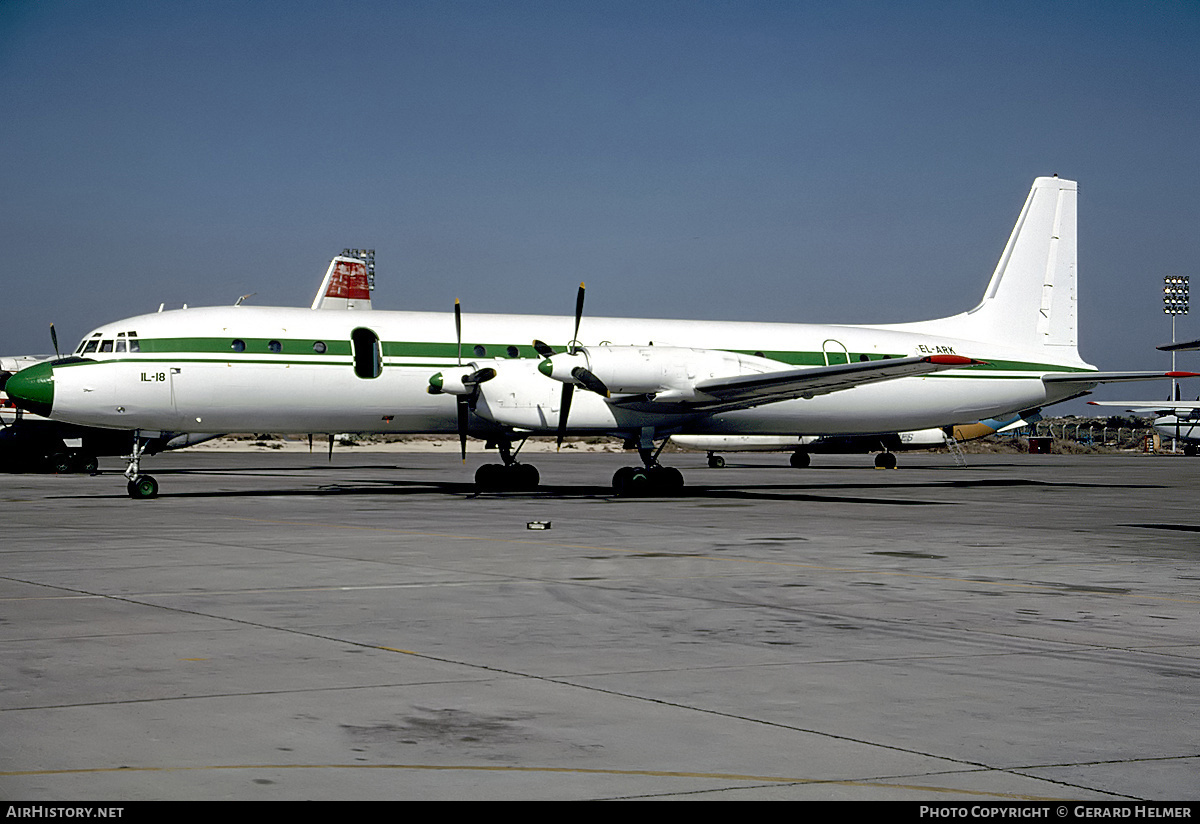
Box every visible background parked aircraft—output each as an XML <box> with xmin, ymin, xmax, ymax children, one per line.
<box><xmin>671</xmin><ymin>413</ymin><xmax>1037</xmax><ymax>469</ymax></box>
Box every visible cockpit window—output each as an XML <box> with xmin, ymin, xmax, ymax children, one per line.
<box><xmin>82</xmin><ymin>340</ymin><xmax>99</xmax><ymax>354</ymax></box>
<box><xmin>100</xmin><ymin>340</ymin><xmax>114</xmax><ymax>353</ymax></box>
<box><xmin>115</xmin><ymin>340</ymin><xmax>127</xmax><ymax>353</ymax></box>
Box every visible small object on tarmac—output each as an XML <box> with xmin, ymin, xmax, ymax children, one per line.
<box><xmin>526</xmin><ymin>521</ymin><xmax>551</xmax><ymax>530</ymax></box>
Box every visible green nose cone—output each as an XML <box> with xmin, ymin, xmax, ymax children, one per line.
<box><xmin>537</xmin><ymin>358</ymin><xmax>553</xmax><ymax>378</ymax></box>
<box><xmin>5</xmin><ymin>361</ymin><xmax>55</xmax><ymax>417</ymax></box>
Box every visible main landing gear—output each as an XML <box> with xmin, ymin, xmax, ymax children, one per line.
<box><xmin>612</xmin><ymin>437</ymin><xmax>684</xmax><ymax>496</ymax></box>
<box><xmin>474</xmin><ymin>437</ymin><xmax>540</xmax><ymax>491</ymax></box>
<box><xmin>874</xmin><ymin>451</ymin><xmax>898</xmax><ymax>469</ymax></box>
<box><xmin>124</xmin><ymin>435</ymin><xmax>158</xmax><ymax>499</ymax></box>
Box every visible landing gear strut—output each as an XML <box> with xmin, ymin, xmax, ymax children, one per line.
<box><xmin>612</xmin><ymin>432</ymin><xmax>684</xmax><ymax>496</ymax></box>
<box><xmin>124</xmin><ymin>434</ymin><xmax>158</xmax><ymax>499</ymax></box>
<box><xmin>475</xmin><ymin>437</ymin><xmax>540</xmax><ymax>491</ymax></box>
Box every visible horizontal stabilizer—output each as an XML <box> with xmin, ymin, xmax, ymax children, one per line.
<box><xmin>1158</xmin><ymin>338</ymin><xmax>1200</xmax><ymax>352</ymax></box>
<box><xmin>1042</xmin><ymin>371</ymin><xmax>1199</xmax><ymax>387</ymax></box>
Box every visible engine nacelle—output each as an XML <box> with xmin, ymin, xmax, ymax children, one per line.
<box><xmin>538</xmin><ymin>346</ymin><xmax>779</xmax><ymax>398</ymax></box>
<box><xmin>427</xmin><ymin>365</ymin><xmax>494</xmax><ymax>396</ymax></box>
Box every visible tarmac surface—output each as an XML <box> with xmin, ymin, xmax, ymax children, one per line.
<box><xmin>1</xmin><ymin>449</ymin><xmax>1198</xmax><ymax>801</ymax></box>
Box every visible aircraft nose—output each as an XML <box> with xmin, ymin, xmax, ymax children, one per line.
<box><xmin>5</xmin><ymin>361</ymin><xmax>55</xmax><ymax>417</ymax></box>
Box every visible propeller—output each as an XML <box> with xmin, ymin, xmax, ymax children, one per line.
<box><xmin>447</xmin><ymin>299</ymin><xmax>497</xmax><ymax>461</ymax></box>
<box><xmin>50</xmin><ymin>324</ymin><xmax>61</xmax><ymax>360</ymax></box>
<box><xmin>531</xmin><ymin>283</ymin><xmax>612</xmax><ymax>449</ymax></box>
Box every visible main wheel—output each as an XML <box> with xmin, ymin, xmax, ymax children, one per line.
<box><xmin>75</xmin><ymin>454</ymin><xmax>99</xmax><ymax>474</ymax></box>
<box><xmin>707</xmin><ymin>454</ymin><xmax>725</xmax><ymax>468</ymax></box>
<box><xmin>514</xmin><ymin>462</ymin><xmax>540</xmax><ymax>490</ymax></box>
<box><xmin>789</xmin><ymin>451</ymin><xmax>810</xmax><ymax>468</ymax></box>
<box><xmin>127</xmin><ymin>475</ymin><xmax>159</xmax><ymax>499</ymax></box>
<box><xmin>651</xmin><ymin>465</ymin><xmax>685</xmax><ymax>492</ymax></box>
<box><xmin>874</xmin><ymin>452</ymin><xmax>897</xmax><ymax>469</ymax></box>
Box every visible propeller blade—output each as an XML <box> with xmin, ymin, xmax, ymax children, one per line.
<box><xmin>463</xmin><ymin>367</ymin><xmax>497</xmax><ymax>386</ymax></box>
<box><xmin>532</xmin><ymin>339</ymin><xmax>555</xmax><ymax>358</ymax></box>
<box><xmin>328</xmin><ymin>433</ymin><xmax>334</xmax><ymax>462</ymax></box>
<box><xmin>457</xmin><ymin>396</ymin><xmax>469</xmax><ymax>462</ymax></box>
<box><xmin>570</xmin><ymin>283</ymin><xmax>585</xmax><ymax>353</ymax></box>
<box><xmin>454</xmin><ymin>299</ymin><xmax>463</xmax><ymax>366</ymax></box>
<box><xmin>556</xmin><ymin>382</ymin><xmax>574</xmax><ymax>451</ymax></box>
<box><xmin>571</xmin><ymin>365</ymin><xmax>610</xmax><ymax>397</ymax></box>
<box><xmin>50</xmin><ymin>324</ymin><xmax>60</xmax><ymax>360</ymax></box>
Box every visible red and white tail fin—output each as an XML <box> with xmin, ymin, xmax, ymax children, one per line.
<box><xmin>312</xmin><ymin>256</ymin><xmax>372</xmax><ymax>310</ymax></box>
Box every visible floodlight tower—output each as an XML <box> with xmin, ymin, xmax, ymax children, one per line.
<box><xmin>1164</xmin><ymin>276</ymin><xmax>1189</xmax><ymax>401</ymax></box>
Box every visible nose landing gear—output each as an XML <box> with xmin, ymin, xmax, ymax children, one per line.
<box><xmin>124</xmin><ymin>435</ymin><xmax>158</xmax><ymax>499</ymax></box>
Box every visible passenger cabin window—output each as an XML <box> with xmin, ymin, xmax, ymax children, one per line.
<box><xmin>351</xmin><ymin>327</ymin><xmax>381</xmax><ymax>379</ymax></box>
<box><xmin>268</xmin><ymin>340</ymin><xmax>282</xmax><ymax>353</ymax></box>
<box><xmin>231</xmin><ymin>339</ymin><xmax>246</xmax><ymax>352</ymax></box>
<box><xmin>473</xmin><ymin>345</ymin><xmax>486</xmax><ymax>357</ymax></box>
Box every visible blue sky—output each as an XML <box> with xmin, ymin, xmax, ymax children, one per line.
<box><xmin>3</xmin><ymin>1</ymin><xmax>1199</xmax><ymax>411</ymax></box>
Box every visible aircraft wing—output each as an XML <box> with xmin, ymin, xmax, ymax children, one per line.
<box><xmin>1087</xmin><ymin>400</ymin><xmax>1200</xmax><ymax>417</ymax></box>
<box><xmin>635</xmin><ymin>354</ymin><xmax>984</xmax><ymax>413</ymax></box>
<box><xmin>1158</xmin><ymin>338</ymin><xmax>1200</xmax><ymax>352</ymax></box>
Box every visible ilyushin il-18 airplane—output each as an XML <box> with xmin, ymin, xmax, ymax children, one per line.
<box><xmin>7</xmin><ymin>176</ymin><xmax>1194</xmax><ymax>498</ymax></box>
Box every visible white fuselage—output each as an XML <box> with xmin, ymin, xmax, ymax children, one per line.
<box><xmin>45</xmin><ymin>304</ymin><xmax>1094</xmax><ymax>439</ymax></box>
<box><xmin>1153</xmin><ymin>416</ymin><xmax>1200</xmax><ymax>444</ymax></box>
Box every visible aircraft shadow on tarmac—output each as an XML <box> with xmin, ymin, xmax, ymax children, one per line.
<box><xmin>46</xmin><ymin>465</ymin><xmax>1167</xmax><ymax>505</ymax></box>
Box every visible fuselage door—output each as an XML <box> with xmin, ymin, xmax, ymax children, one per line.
<box><xmin>351</xmin><ymin>327</ymin><xmax>382</xmax><ymax>379</ymax></box>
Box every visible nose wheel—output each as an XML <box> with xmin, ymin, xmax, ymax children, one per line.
<box><xmin>127</xmin><ymin>475</ymin><xmax>159</xmax><ymax>499</ymax></box>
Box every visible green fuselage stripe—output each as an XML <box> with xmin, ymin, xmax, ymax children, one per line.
<box><xmin>69</xmin><ymin>337</ymin><xmax>1093</xmax><ymax>376</ymax></box>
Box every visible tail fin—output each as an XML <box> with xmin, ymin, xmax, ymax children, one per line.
<box><xmin>902</xmin><ymin>177</ymin><xmax>1083</xmax><ymax>364</ymax></box>
<box><xmin>312</xmin><ymin>256</ymin><xmax>373</xmax><ymax>310</ymax></box>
